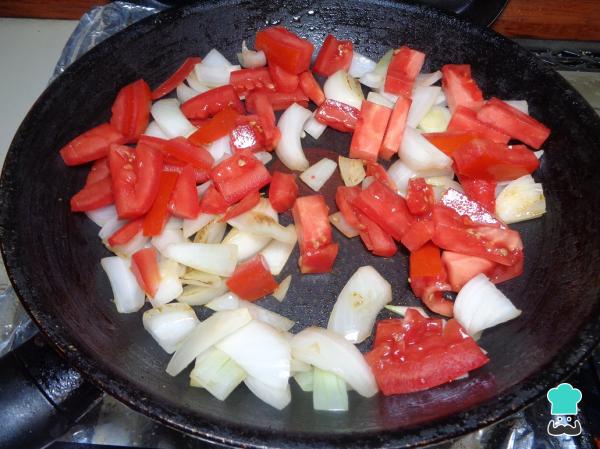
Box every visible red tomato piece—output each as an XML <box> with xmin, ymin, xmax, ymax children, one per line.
<box><xmin>487</xmin><ymin>249</ymin><xmax>524</xmax><ymax>284</ymax></box>
<box><xmin>226</xmin><ymin>254</ymin><xmax>279</xmax><ymax>301</ymax></box>
<box><xmin>441</xmin><ymin>251</ymin><xmax>496</xmax><ymax>291</ymax></box>
<box><xmin>298</xmin><ymin>243</ymin><xmax>339</xmax><ymax>274</ymax></box>
<box><xmin>151</xmin><ymin>57</ymin><xmax>202</xmax><ymax>100</ymax></box>
<box><xmin>452</xmin><ymin>139</ymin><xmax>539</xmax><ymax>182</ymax></box>
<box><xmin>335</xmin><ymin>186</ymin><xmax>362</xmax><ymax>230</ymax></box>
<box><xmin>162</xmin><ymin>137</ymin><xmax>214</xmax><ymax>171</ymax></box>
<box><xmin>298</xmin><ymin>71</ymin><xmax>325</xmax><ymax>106</ymax></box>
<box><xmin>188</xmin><ymin>107</ymin><xmax>240</xmax><ymax>145</ymax></box>
<box><xmin>181</xmin><ymin>85</ymin><xmax>245</xmax><ymax>120</ymax></box>
<box><xmin>246</xmin><ymin>88</ymin><xmax>309</xmax><ymax>112</ymax></box>
<box><xmin>109</xmin><ymin>144</ymin><xmax>163</xmax><ymax>219</ymax></box>
<box><xmin>477</xmin><ymin>98</ymin><xmax>551</xmax><ymax>149</ymax></box>
<box><xmin>349</xmin><ymin>100</ymin><xmax>392</xmax><ymax>161</ymax></box>
<box><xmin>230</xmin><ymin>120</ymin><xmax>266</xmax><ymax>153</ymax></box>
<box><xmin>380</xmin><ymin>95</ymin><xmax>411</xmax><ymax>160</ymax></box>
<box><xmin>211</xmin><ymin>150</ymin><xmax>271</xmax><ymax>204</ymax></box>
<box><xmin>268</xmin><ymin>63</ymin><xmax>299</xmax><ymax>93</ymax></box>
<box><xmin>220</xmin><ymin>190</ymin><xmax>261</xmax><ymax>222</ymax></box>
<box><xmin>131</xmin><ymin>247</ymin><xmax>161</xmax><ymax>297</ymax></box>
<box><xmin>229</xmin><ymin>67</ymin><xmax>275</xmax><ymax>96</ymax></box>
<box><xmin>355</xmin><ymin>210</ymin><xmax>397</xmax><ymax>257</ymax></box>
<box><xmin>365</xmin><ymin>162</ymin><xmax>397</xmax><ymax>191</ymax></box>
<box><xmin>374</xmin><ymin>309</ymin><xmax>444</xmax><ymax>348</ymax></box>
<box><xmin>439</xmin><ymin>187</ymin><xmax>501</xmax><ymax>227</ymax></box>
<box><xmin>250</xmin><ymin>92</ymin><xmax>280</xmax><ymax>150</ymax></box>
<box><xmin>400</xmin><ymin>219</ymin><xmax>434</xmax><ymax>252</ymax></box>
<box><xmin>255</xmin><ymin>26</ymin><xmax>314</xmax><ymax>75</ymax></box>
<box><xmin>447</xmin><ymin>106</ymin><xmax>510</xmax><ymax>144</ymax></box>
<box><xmin>384</xmin><ymin>46</ymin><xmax>425</xmax><ymax>97</ymax></box>
<box><xmin>85</xmin><ymin>158</ymin><xmax>111</xmax><ymax>185</ymax></box>
<box><xmin>143</xmin><ymin>171</ymin><xmax>179</xmax><ymax>236</ymax></box>
<box><xmin>269</xmin><ymin>171</ymin><xmax>299</xmax><ymax>213</ymax></box>
<box><xmin>107</xmin><ymin>218</ymin><xmax>144</xmax><ymax>247</ymax></box>
<box><xmin>458</xmin><ymin>175</ymin><xmax>497</xmax><ymax>212</ymax></box>
<box><xmin>441</xmin><ymin>64</ymin><xmax>484</xmax><ymax>113</ymax></box>
<box><xmin>70</xmin><ymin>177</ymin><xmax>113</xmax><ymax>212</ymax></box>
<box><xmin>163</xmin><ymin>159</ymin><xmax>210</xmax><ymax>184</ymax></box>
<box><xmin>406</xmin><ymin>177</ymin><xmax>434</xmax><ymax>216</ymax></box>
<box><xmin>312</xmin><ymin>34</ymin><xmax>353</xmax><ymax>77</ymax></box>
<box><xmin>170</xmin><ymin>165</ymin><xmax>200</xmax><ymax>219</ymax></box>
<box><xmin>60</xmin><ymin>123</ymin><xmax>126</xmax><ymax>166</ymax></box>
<box><xmin>314</xmin><ymin>99</ymin><xmax>360</xmax><ymax>133</ymax></box>
<box><xmin>423</xmin><ymin>131</ymin><xmax>479</xmax><ymax>156</ymax></box>
<box><xmin>199</xmin><ymin>184</ymin><xmax>229</xmax><ymax>214</ymax></box>
<box><xmin>110</xmin><ymin>79</ymin><xmax>152</xmax><ymax>143</ymax></box>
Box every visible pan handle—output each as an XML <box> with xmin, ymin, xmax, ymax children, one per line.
<box><xmin>0</xmin><ymin>335</ymin><xmax>102</xmax><ymax>449</ymax></box>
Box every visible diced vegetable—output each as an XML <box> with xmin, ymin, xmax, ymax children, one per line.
<box><xmin>314</xmin><ymin>99</ymin><xmax>360</xmax><ymax>133</ymax></box>
<box><xmin>399</xmin><ymin>127</ymin><xmax>453</xmax><ymax>175</ymax></box>
<box><xmin>151</xmin><ymin>99</ymin><xmax>196</xmax><ymax>138</ymax></box>
<box><xmin>165</xmin><ymin>242</ymin><xmax>238</xmax><ymax>277</ymax></box>
<box><xmin>418</xmin><ymin>105</ymin><xmax>451</xmax><ymax>133</ymax></box>
<box><xmin>313</xmin><ymin>34</ymin><xmax>353</xmax><ymax>77</ymax></box>
<box><xmin>380</xmin><ymin>95</ymin><xmax>411</xmax><ymax>160</ymax></box>
<box><xmin>259</xmin><ymin>227</ymin><xmax>297</xmax><ymax>275</ymax></box>
<box><xmin>190</xmin><ymin>347</ymin><xmax>246</xmax><ymax>400</ymax></box>
<box><xmin>237</xmin><ymin>41</ymin><xmax>267</xmax><ymax>68</ymax></box>
<box><xmin>110</xmin><ymin>79</ymin><xmax>152</xmax><ymax>143</ymax></box>
<box><xmin>348</xmin><ymin>51</ymin><xmax>376</xmax><ymax>78</ymax></box>
<box><xmin>441</xmin><ymin>64</ymin><xmax>484</xmax><ymax>113</ymax></box>
<box><xmin>495</xmin><ymin>174</ymin><xmax>546</xmax><ymax>224</ymax></box>
<box><xmin>384</xmin><ymin>46</ymin><xmax>425</xmax><ymax>97</ymax></box>
<box><xmin>143</xmin><ymin>303</ymin><xmax>199</xmax><ymax>353</ymax></box>
<box><xmin>323</xmin><ymin>70</ymin><xmax>364</xmax><ymax>110</ymax></box>
<box><xmin>255</xmin><ymin>26</ymin><xmax>314</xmax><ymax>74</ymax></box>
<box><xmin>338</xmin><ymin>156</ymin><xmax>365</xmax><ymax>187</ymax></box>
<box><xmin>100</xmin><ymin>256</ymin><xmax>145</xmax><ymax>313</ymax></box>
<box><xmin>60</xmin><ymin>123</ymin><xmax>125</xmax><ymax>166</ymax></box>
<box><xmin>313</xmin><ymin>367</ymin><xmax>348</xmax><ymax>411</ymax></box>
<box><xmin>300</xmin><ymin>158</ymin><xmax>337</xmax><ymax>192</ymax></box>
<box><xmin>275</xmin><ymin>103</ymin><xmax>312</xmax><ymax>171</ymax></box>
<box><xmin>221</xmin><ymin>228</ymin><xmax>271</xmax><ymax>261</ymax></box>
<box><xmin>244</xmin><ymin>376</ymin><xmax>291</xmax><ymax>410</ymax></box>
<box><xmin>349</xmin><ymin>100</ymin><xmax>392</xmax><ymax>162</ymax></box>
<box><xmin>273</xmin><ymin>275</ymin><xmax>292</xmax><ymax>302</ymax></box>
<box><xmin>226</xmin><ymin>254</ymin><xmax>279</xmax><ymax>301</ymax></box>
<box><xmin>269</xmin><ymin>171</ymin><xmax>299</xmax><ymax>213</ymax></box>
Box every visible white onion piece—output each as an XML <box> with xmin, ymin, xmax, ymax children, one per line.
<box><xmin>329</xmin><ymin>212</ymin><xmax>359</xmax><ymax>239</ymax></box>
<box><xmin>228</xmin><ymin>205</ymin><xmax>295</xmax><ymax>244</ymax></box>
<box><xmin>165</xmin><ymin>243</ymin><xmax>238</xmax><ymax>277</ymax></box>
<box><xmin>180</xmin><ymin>270</ymin><xmax>221</xmax><ymax>287</ymax></box>
<box><xmin>416</xmin><ymin>71</ymin><xmax>443</xmax><ymax>87</ymax></box>
<box><xmin>323</xmin><ymin>70</ymin><xmax>364</xmax><ymax>110</ymax></box>
<box><xmin>164</xmin><ymin>216</ymin><xmax>183</xmax><ymax>230</ymax></box>
<box><xmin>291</xmin><ymin>357</ymin><xmax>311</xmax><ymax>373</ymax></box>
<box><xmin>259</xmin><ymin>227</ymin><xmax>297</xmax><ymax>275</ymax></box>
<box><xmin>454</xmin><ymin>273</ymin><xmax>522</xmax><ymax>336</ymax></box>
<box><xmin>276</xmin><ymin>103</ymin><xmax>312</xmax><ymax>171</ymax></box>
<box><xmin>313</xmin><ymin>367</ymin><xmax>348</xmax><ymax>411</ymax></box>
<box><xmin>99</xmin><ymin>217</ymin><xmax>125</xmax><ymax>241</ymax></box>
<box><xmin>495</xmin><ymin>175</ymin><xmax>546</xmax><ymax>224</ymax></box>
<box><xmin>294</xmin><ymin>371</ymin><xmax>314</xmax><ymax>392</ymax></box>
<box><xmin>361</xmin><ymin>175</ymin><xmax>375</xmax><ymax>190</ymax></box>
<box><xmin>418</xmin><ymin>105</ymin><xmax>451</xmax><ymax>133</ymax></box>
<box><xmin>244</xmin><ymin>376</ymin><xmax>291</xmax><ymax>410</ymax></box>
<box><xmin>376</xmin><ymin>85</ymin><xmax>400</xmax><ymax>105</ymax></box>
<box><xmin>183</xmin><ymin>213</ymin><xmax>215</xmax><ymax>239</ymax></box>
<box><xmin>166</xmin><ymin>308</ymin><xmax>252</xmax><ymax>376</ymax></box>
<box><xmin>273</xmin><ymin>275</ymin><xmax>292</xmax><ymax>302</ymax></box>
<box><xmin>359</xmin><ymin>49</ymin><xmax>393</xmax><ymax>89</ymax></box>
<box><xmin>143</xmin><ymin>303</ymin><xmax>199</xmax><ymax>353</ymax></box>
<box><xmin>534</xmin><ymin>150</ymin><xmax>544</xmax><ymax>159</ymax></box>
<box><xmin>207</xmin><ymin>135</ymin><xmax>232</xmax><ymax>164</ymax></box>
<box><xmin>503</xmin><ymin>100</ymin><xmax>529</xmax><ymax>115</ymax></box>
<box><xmin>366</xmin><ymin>91</ymin><xmax>394</xmax><ymax>108</ymax></box>
<box><xmin>185</xmin><ymin>70</ymin><xmax>210</xmax><ymax>93</ymax></box>
<box><xmin>151</xmin><ymin>258</ymin><xmax>183</xmax><ymax>306</ymax></box>
<box><xmin>178</xmin><ymin>283</ymin><xmax>228</xmax><ymax>306</ymax></box>
<box><xmin>237</xmin><ymin>40</ymin><xmax>267</xmax><ymax>68</ymax></box>
<box><xmin>385</xmin><ymin>305</ymin><xmax>429</xmax><ymax>318</ymax></box>
<box><xmin>195</xmin><ymin>63</ymin><xmax>240</xmax><ymax>88</ymax></box>
<box><xmin>202</xmin><ymin>49</ymin><xmax>233</xmax><ymax>66</ymax></box>
<box><xmin>111</xmin><ymin>231</ymin><xmax>150</xmax><ymax>258</ymax></box>
<box><xmin>151</xmin><ymin>228</ymin><xmax>186</xmax><ymax>256</ymax></box>
<box><xmin>387</xmin><ymin>160</ymin><xmax>417</xmax><ymax>197</ymax></box>
<box><xmin>176</xmin><ymin>83</ymin><xmax>200</xmax><ymax>103</ymax></box>
<box><xmin>435</xmin><ymin>91</ymin><xmax>447</xmax><ymax>106</ymax></box>
<box><xmin>144</xmin><ymin>121</ymin><xmax>169</xmax><ymax>139</ymax></box>
<box><xmin>399</xmin><ymin>127</ymin><xmax>453</xmax><ymax>174</ymax></box>
<box><xmin>300</xmin><ymin>158</ymin><xmax>337</xmax><ymax>192</ymax></box>
<box><xmin>151</xmin><ymin>99</ymin><xmax>196</xmax><ymax>139</ymax></box>
<box><xmin>190</xmin><ymin>347</ymin><xmax>246</xmax><ymax>400</ymax></box>
<box><xmin>407</xmin><ymin>86</ymin><xmax>442</xmax><ymax>128</ymax></box>
<box><xmin>327</xmin><ymin>266</ymin><xmax>392</xmax><ymax>344</ymax></box>
<box><xmin>292</xmin><ymin>327</ymin><xmax>378</xmax><ymax>397</ymax></box>
<box><xmin>304</xmin><ymin>114</ymin><xmax>327</xmax><ymax>140</ymax></box>
<box><xmin>338</xmin><ymin>156</ymin><xmax>365</xmax><ymax>187</ymax></box>
<box><xmin>221</xmin><ymin>228</ymin><xmax>271</xmax><ymax>261</ymax></box>
<box><xmin>193</xmin><ymin>219</ymin><xmax>226</xmax><ymax>244</ymax></box>
<box><xmin>86</xmin><ymin>205</ymin><xmax>117</xmax><ymax>227</ymax></box>
<box><xmin>217</xmin><ymin>320</ymin><xmax>291</xmax><ymax>389</ymax></box>
<box><xmin>425</xmin><ymin>176</ymin><xmax>464</xmax><ymax>201</ymax></box>
<box><xmin>348</xmin><ymin>51</ymin><xmax>376</xmax><ymax>78</ymax></box>
<box><xmin>100</xmin><ymin>257</ymin><xmax>145</xmax><ymax>313</ymax></box>
<box><xmin>253</xmin><ymin>151</ymin><xmax>273</xmax><ymax>165</ymax></box>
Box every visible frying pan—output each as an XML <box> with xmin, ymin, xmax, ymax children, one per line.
<box><xmin>1</xmin><ymin>1</ymin><xmax>600</xmax><ymax>448</ymax></box>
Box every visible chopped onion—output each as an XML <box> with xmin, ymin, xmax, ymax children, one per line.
<box><xmin>275</xmin><ymin>103</ymin><xmax>312</xmax><ymax>171</ymax></box>
<box><xmin>416</xmin><ymin>71</ymin><xmax>443</xmax><ymax>87</ymax></box>
<box><xmin>376</xmin><ymin>85</ymin><xmax>399</xmax><ymax>105</ymax></box>
<box><xmin>313</xmin><ymin>367</ymin><xmax>348</xmax><ymax>411</ymax></box>
<box><xmin>435</xmin><ymin>91</ymin><xmax>447</xmax><ymax>106</ymax></box>
<box><xmin>366</xmin><ymin>91</ymin><xmax>394</xmax><ymax>108</ymax></box>
<box><xmin>399</xmin><ymin>127</ymin><xmax>453</xmax><ymax>174</ymax></box>
<box><xmin>111</xmin><ymin>231</ymin><xmax>150</xmax><ymax>258</ymax></box>
<box><xmin>495</xmin><ymin>175</ymin><xmax>546</xmax><ymax>224</ymax></box>
<box><xmin>86</xmin><ymin>204</ymin><xmax>117</xmax><ymax>227</ymax></box>
<box><xmin>151</xmin><ymin>228</ymin><xmax>185</xmax><ymax>256</ymax></box>
<box><xmin>300</xmin><ymin>158</ymin><xmax>337</xmax><ymax>192</ymax></box>
<box><xmin>291</xmin><ymin>327</ymin><xmax>378</xmax><ymax>397</ymax></box>
<box><xmin>166</xmin><ymin>308</ymin><xmax>252</xmax><ymax>376</ymax></box>
<box><xmin>144</xmin><ymin>121</ymin><xmax>169</xmax><ymax>139</ymax></box>
<box><xmin>237</xmin><ymin>40</ymin><xmax>267</xmax><ymax>69</ymax></box>
<box><xmin>202</xmin><ymin>48</ymin><xmax>233</xmax><ymax>66</ymax></box>
<box><xmin>164</xmin><ymin>216</ymin><xmax>183</xmax><ymax>230</ymax></box>
<box><xmin>418</xmin><ymin>105</ymin><xmax>451</xmax><ymax>133</ymax></box>
<box><xmin>425</xmin><ymin>176</ymin><xmax>464</xmax><ymax>201</ymax></box>
<box><xmin>534</xmin><ymin>150</ymin><xmax>544</xmax><ymax>159</ymax></box>
<box><xmin>165</xmin><ymin>243</ymin><xmax>237</xmax><ymax>277</ymax></box>
<box><xmin>407</xmin><ymin>86</ymin><xmax>442</xmax><ymax>128</ymax></box>
<box><xmin>359</xmin><ymin>49</ymin><xmax>393</xmax><ymax>89</ymax></box>
<box><xmin>323</xmin><ymin>70</ymin><xmax>364</xmax><ymax>110</ymax></box>
<box><xmin>194</xmin><ymin>49</ymin><xmax>240</xmax><ymax>87</ymax></box>
<box><xmin>259</xmin><ymin>227</ymin><xmax>297</xmax><ymax>275</ymax></box>
<box><xmin>99</xmin><ymin>216</ymin><xmax>125</xmax><ymax>241</ymax></box>
<box><xmin>185</xmin><ymin>70</ymin><xmax>210</xmax><ymax>93</ymax></box>
<box><xmin>293</xmin><ymin>370</ymin><xmax>314</xmax><ymax>392</ymax></box>
<box><xmin>100</xmin><ymin>257</ymin><xmax>145</xmax><ymax>314</ymax></box>
<box><xmin>180</xmin><ymin>270</ymin><xmax>221</xmax><ymax>287</ymax></box>
<box><xmin>217</xmin><ymin>320</ymin><xmax>291</xmax><ymax>389</ymax></box>
<box><xmin>207</xmin><ymin>135</ymin><xmax>232</xmax><ymax>164</ymax></box>
<box><xmin>304</xmin><ymin>114</ymin><xmax>327</xmax><ymax>140</ymax></box>
<box><xmin>183</xmin><ymin>213</ymin><xmax>216</xmax><ymax>239</ymax></box>
<box><xmin>143</xmin><ymin>303</ymin><xmax>199</xmax><ymax>353</ymax></box>
<box><xmin>338</xmin><ymin>156</ymin><xmax>365</xmax><ymax>187</ymax></box>
<box><xmin>329</xmin><ymin>212</ymin><xmax>359</xmax><ymax>238</ymax></box>
<box><xmin>361</xmin><ymin>175</ymin><xmax>375</xmax><ymax>190</ymax></box>
<box><xmin>228</xmin><ymin>204</ymin><xmax>295</xmax><ymax>244</ymax></box>
<box><xmin>151</xmin><ymin>98</ymin><xmax>196</xmax><ymax>139</ymax></box>
<box><xmin>151</xmin><ymin>258</ymin><xmax>184</xmax><ymax>306</ymax></box>
<box><xmin>385</xmin><ymin>305</ymin><xmax>429</xmax><ymax>318</ymax></box>
<box><xmin>178</xmin><ymin>282</ymin><xmax>228</xmax><ymax>306</ymax></box>
<box><xmin>327</xmin><ymin>266</ymin><xmax>392</xmax><ymax>344</ymax></box>
<box><xmin>253</xmin><ymin>151</ymin><xmax>273</xmax><ymax>165</ymax></box>
<box><xmin>503</xmin><ymin>100</ymin><xmax>529</xmax><ymax>115</ymax></box>
<box><xmin>244</xmin><ymin>376</ymin><xmax>291</xmax><ymax>410</ymax></box>
<box><xmin>190</xmin><ymin>347</ymin><xmax>246</xmax><ymax>400</ymax></box>
<box><xmin>273</xmin><ymin>275</ymin><xmax>292</xmax><ymax>302</ymax></box>
<box><xmin>454</xmin><ymin>273</ymin><xmax>522</xmax><ymax>336</ymax></box>
<box><xmin>291</xmin><ymin>357</ymin><xmax>311</xmax><ymax>373</ymax></box>
<box><xmin>222</xmin><ymin>228</ymin><xmax>271</xmax><ymax>261</ymax></box>
<box><xmin>349</xmin><ymin>51</ymin><xmax>376</xmax><ymax>78</ymax></box>
<box><xmin>387</xmin><ymin>160</ymin><xmax>417</xmax><ymax>197</ymax></box>
<box><xmin>193</xmin><ymin>219</ymin><xmax>227</xmax><ymax>244</ymax></box>
<box><xmin>176</xmin><ymin>82</ymin><xmax>200</xmax><ymax>103</ymax></box>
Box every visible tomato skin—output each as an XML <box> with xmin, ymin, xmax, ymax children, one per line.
<box><xmin>255</xmin><ymin>26</ymin><xmax>314</xmax><ymax>75</ymax></box>
<box><xmin>85</xmin><ymin>158</ymin><xmax>111</xmax><ymax>185</ymax></box>
<box><xmin>230</xmin><ymin>120</ymin><xmax>266</xmax><ymax>153</ymax></box>
<box><xmin>365</xmin><ymin>163</ymin><xmax>397</xmax><ymax>191</ymax></box>
<box><xmin>298</xmin><ymin>243</ymin><xmax>339</xmax><ymax>274</ymax></box>
<box><xmin>355</xmin><ymin>210</ymin><xmax>397</xmax><ymax>257</ymax></box>
<box><xmin>226</xmin><ymin>255</ymin><xmax>279</xmax><ymax>301</ymax></box>
<box><xmin>312</xmin><ymin>34</ymin><xmax>353</xmax><ymax>77</ymax></box>
<box><xmin>380</xmin><ymin>95</ymin><xmax>411</xmax><ymax>160</ymax></box>
<box><xmin>384</xmin><ymin>46</ymin><xmax>425</xmax><ymax>96</ymax></box>
<box><xmin>109</xmin><ymin>144</ymin><xmax>163</xmax><ymax>219</ymax></box>
<box><xmin>315</xmin><ymin>99</ymin><xmax>360</xmax><ymax>133</ymax></box>
<box><xmin>441</xmin><ymin>64</ymin><xmax>484</xmax><ymax>113</ymax></box>
<box><xmin>131</xmin><ymin>247</ymin><xmax>161</xmax><ymax>297</ymax></box>
<box><xmin>250</xmin><ymin>93</ymin><xmax>280</xmax><ymax>150</ymax></box>
<box><xmin>441</xmin><ymin>250</ymin><xmax>496</xmax><ymax>291</ymax></box>
<box><xmin>162</xmin><ymin>159</ymin><xmax>210</xmax><ymax>184</ymax></box>
<box><xmin>60</xmin><ymin>123</ymin><xmax>126</xmax><ymax>166</ymax></box>
<box><xmin>181</xmin><ymin>85</ymin><xmax>245</xmax><ymax>120</ymax></box>
<box><xmin>268</xmin><ymin>63</ymin><xmax>299</xmax><ymax>93</ymax></box>
<box><xmin>199</xmin><ymin>184</ymin><xmax>229</xmax><ymax>214</ymax></box>
<box><xmin>163</xmin><ymin>137</ymin><xmax>214</xmax><ymax>171</ymax></box>
<box><xmin>423</xmin><ymin>131</ymin><xmax>479</xmax><ymax>157</ymax></box>
<box><xmin>188</xmin><ymin>107</ymin><xmax>240</xmax><ymax>145</ymax></box>
<box><xmin>298</xmin><ymin>71</ymin><xmax>325</xmax><ymax>106</ymax></box>
<box><xmin>211</xmin><ymin>150</ymin><xmax>271</xmax><ymax>204</ymax></box>
<box><xmin>110</xmin><ymin>79</ymin><xmax>152</xmax><ymax>143</ymax></box>
<box><xmin>170</xmin><ymin>165</ymin><xmax>200</xmax><ymax>219</ymax></box>
<box><xmin>349</xmin><ymin>101</ymin><xmax>392</xmax><ymax>162</ymax></box>
<box><xmin>439</xmin><ymin>187</ymin><xmax>502</xmax><ymax>227</ymax></box>
<box><xmin>229</xmin><ymin>68</ymin><xmax>275</xmax><ymax>96</ymax></box>
<box><xmin>220</xmin><ymin>190</ymin><xmax>261</xmax><ymax>222</ymax></box>
<box><xmin>406</xmin><ymin>177</ymin><xmax>434</xmax><ymax>216</ymax></box>
<box><xmin>447</xmin><ymin>106</ymin><xmax>510</xmax><ymax>144</ymax></box>
<box><xmin>151</xmin><ymin>57</ymin><xmax>201</xmax><ymax>100</ymax></box>
<box><xmin>269</xmin><ymin>171</ymin><xmax>299</xmax><ymax>213</ymax></box>
<box><xmin>400</xmin><ymin>219</ymin><xmax>434</xmax><ymax>252</ymax></box>
<box><xmin>70</xmin><ymin>177</ymin><xmax>113</xmax><ymax>212</ymax></box>
<box><xmin>107</xmin><ymin>218</ymin><xmax>144</xmax><ymax>247</ymax></box>
<box><xmin>335</xmin><ymin>186</ymin><xmax>362</xmax><ymax>230</ymax></box>
<box><xmin>458</xmin><ymin>175</ymin><xmax>496</xmax><ymax>212</ymax></box>
<box><xmin>477</xmin><ymin>98</ymin><xmax>551</xmax><ymax>149</ymax></box>
<box><xmin>246</xmin><ymin>88</ymin><xmax>309</xmax><ymax>112</ymax></box>
<box><xmin>143</xmin><ymin>171</ymin><xmax>179</xmax><ymax>236</ymax></box>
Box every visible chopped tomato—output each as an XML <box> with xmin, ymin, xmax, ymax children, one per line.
<box><xmin>211</xmin><ymin>150</ymin><xmax>271</xmax><ymax>204</ymax></box>
<box><xmin>268</xmin><ymin>63</ymin><xmax>299</xmax><ymax>93</ymax></box>
<box><xmin>163</xmin><ymin>137</ymin><xmax>214</xmax><ymax>171</ymax></box>
<box><xmin>380</xmin><ymin>95</ymin><xmax>411</xmax><ymax>160</ymax></box>
<box><xmin>298</xmin><ymin>71</ymin><xmax>325</xmax><ymax>106</ymax></box>
<box><xmin>298</xmin><ymin>243</ymin><xmax>339</xmax><ymax>274</ymax></box>
<box><xmin>85</xmin><ymin>158</ymin><xmax>111</xmax><ymax>185</ymax></box>
<box><xmin>230</xmin><ymin>119</ymin><xmax>266</xmax><ymax>153</ymax></box>
<box><xmin>406</xmin><ymin>177</ymin><xmax>434</xmax><ymax>216</ymax></box>
<box><xmin>312</xmin><ymin>34</ymin><xmax>353</xmax><ymax>77</ymax></box>
<box><xmin>246</xmin><ymin>88</ymin><xmax>309</xmax><ymax>112</ymax></box>
<box><xmin>477</xmin><ymin>98</ymin><xmax>550</xmax><ymax>149</ymax></box>
<box><xmin>220</xmin><ymin>190</ymin><xmax>261</xmax><ymax>222</ymax></box>
<box><xmin>335</xmin><ymin>186</ymin><xmax>362</xmax><ymax>230</ymax></box>
<box><xmin>229</xmin><ymin>67</ymin><xmax>275</xmax><ymax>96</ymax></box>
<box><xmin>151</xmin><ymin>57</ymin><xmax>201</xmax><ymax>100</ymax></box>
<box><xmin>110</xmin><ymin>79</ymin><xmax>152</xmax><ymax>143</ymax></box>
<box><xmin>383</xmin><ymin>46</ymin><xmax>425</xmax><ymax>97</ymax></box>
<box><xmin>199</xmin><ymin>184</ymin><xmax>229</xmax><ymax>214</ymax></box>
<box><xmin>255</xmin><ymin>26</ymin><xmax>314</xmax><ymax>75</ymax></box>
<box><xmin>488</xmin><ymin>249</ymin><xmax>524</xmax><ymax>284</ymax></box>
<box><xmin>365</xmin><ymin>162</ymin><xmax>397</xmax><ymax>191</ymax></box>
<box><xmin>355</xmin><ymin>210</ymin><xmax>397</xmax><ymax>257</ymax></box>
<box><xmin>250</xmin><ymin>92</ymin><xmax>280</xmax><ymax>149</ymax></box>
<box><xmin>352</xmin><ymin>180</ymin><xmax>412</xmax><ymax>241</ymax></box>
<box><xmin>188</xmin><ymin>107</ymin><xmax>240</xmax><ymax>145</ymax></box>
<box><xmin>439</xmin><ymin>187</ymin><xmax>501</xmax><ymax>227</ymax></box>
<box><xmin>226</xmin><ymin>254</ymin><xmax>279</xmax><ymax>301</ymax></box>
<box><xmin>373</xmin><ymin>310</ymin><xmax>444</xmax><ymax>349</ymax></box>
<box><xmin>60</xmin><ymin>123</ymin><xmax>126</xmax><ymax>166</ymax></box>
<box><xmin>441</xmin><ymin>64</ymin><xmax>484</xmax><ymax>113</ymax></box>
<box><xmin>162</xmin><ymin>158</ymin><xmax>210</xmax><ymax>184</ymax></box>
<box><xmin>447</xmin><ymin>106</ymin><xmax>510</xmax><ymax>144</ymax></box>
<box><xmin>170</xmin><ymin>165</ymin><xmax>200</xmax><ymax>219</ymax></box>
<box><xmin>452</xmin><ymin>139</ymin><xmax>539</xmax><ymax>182</ymax></box>
<box><xmin>107</xmin><ymin>218</ymin><xmax>144</xmax><ymax>247</ymax></box>
<box><xmin>400</xmin><ymin>219</ymin><xmax>434</xmax><ymax>252</ymax></box>
<box><xmin>423</xmin><ymin>131</ymin><xmax>479</xmax><ymax>156</ymax></box>
<box><xmin>131</xmin><ymin>247</ymin><xmax>161</xmax><ymax>297</ymax></box>
<box><xmin>181</xmin><ymin>85</ymin><xmax>245</xmax><ymax>120</ymax></box>
<box><xmin>269</xmin><ymin>171</ymin><xmax>299</xmax><ymax>213</ymax></box>
<box><xmin>349</xmin><ymin>100</ymin><xmax>392</xmax><ymax>162</ymax></box>
<box><xmin>143</xmin><ymin>171</ymin><xmax>179</xmax><ymax>236</ymax></box>
<box><xmin>70</xmin><ymin>177</ymin><xmax>113</xmax><ymax>212</ymax></box>
<box><xmin>314</xmin><ymin>99</ymin><xmax>360</xmax><ymax>132</ymax></box>
<box><xmin>109</xmin><ymin>144</ymin><xmax>163</xmax><ymax>219</ymax></box>
<box><xmin>441</xmin><ymin>251</ymin><xmax>495</xmax><ymax>291</ymax></box>
<box><xmin>458</xmin><ymin>175</ymin><xmax>496</xmax><ymax>212</ymax></box>
<box><xmin>137</xmin><ymin>134</ymin><xmax>168</xmax><ymax>152</ymax></box>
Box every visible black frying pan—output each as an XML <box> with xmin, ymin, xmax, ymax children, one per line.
<box><xmin>1</xmin><ymin>1</ymin><xmax>600</xmax><ymax>448</ymax></box>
